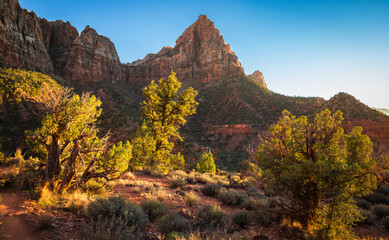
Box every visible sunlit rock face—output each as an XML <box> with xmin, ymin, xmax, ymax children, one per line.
<box><xmin>123</xmin><ymin>15</ymin><xmax>245</xmax><ymax>86</ymax></box>
<box><xmin>249</xmin><ymin>70</ymin><xmax>267</xmax><ymax>88</ymax></box>
<box><xmin>0</xmin><ymin>0</ymin><xmax>54</xmax><ymax>73</ymax></box>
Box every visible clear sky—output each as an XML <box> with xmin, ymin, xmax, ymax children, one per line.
<box><xmin>19</xmin><ymin>0</ymin><xmax>389</xmax><ymax>108</ymax></box>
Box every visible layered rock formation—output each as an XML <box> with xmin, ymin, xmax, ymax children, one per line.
<box><xmin>123</xmin><ymin>15</ymin><xmax>245</xmax><ymax>86</ymax></box>
<box><xmin>62</xmin><ymin>25</ymin><xmax>122</xmax><ymax>83</ymax></box>
<box><xmin>1</xmin><ymin>0</ymin><xmax>245</xmax><ymax>86</ymax></box>
<box><xmin>0</xmin><ymin>0</ymin><xmax>53</xmax><ymax>73</ymax></box>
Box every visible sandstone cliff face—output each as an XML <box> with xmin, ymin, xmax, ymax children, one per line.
<box><xmin>1</xmin><ymin>1</ymin><xmax>244</xmax><ymax>86</ymax></box>
<box><xmin>63</xmin><ymin>25</ymin><xmax>122</xmax><ymax>83</ymax></box>
<box><xmin>123</xmin><ymin>15</ymin><xmax>245</xmax><ymax>86</ymax></box>
<box><xmin>39</xmin><ymin>19</ymin><xmax>78</xmax><ymax>76</ymax></box>
<box><xmin>249</xmin><ymin>70</ymin><xmax>267</xmax><ymax>88</ymax></box>
<box><xmin>0</xmin><ymin>0</ymin><xmax>53</xmax><ymax>73</ymax></box>
<box><xmin>1</xmin><ymin>0</ymin><xmax>122</xmax><ymax>84</ymax></box>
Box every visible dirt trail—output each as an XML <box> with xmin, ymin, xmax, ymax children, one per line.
<box><xmin>0</xmin><ymin>191</ymin><xmax>39</xmax><ymax>240</ymax></box>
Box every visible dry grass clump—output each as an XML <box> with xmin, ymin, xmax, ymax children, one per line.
<box><xmin>184</xmin><ymin>191</ymin><xmax>200</xmax><ymax>206</ymax></box>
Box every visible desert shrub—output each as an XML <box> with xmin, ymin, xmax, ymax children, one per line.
<box><xmin>64</xmin><ymin>190</ymin><xmax>94</xmax><ymax>216</ymax></box>
<box><xmin>38</xmin><ymin>186</ymin><xmax>60</xmax><ymax>207</ymax></box>
<box><xmin>82</xmin><ymin>178</ymin><xmax>108</xmax><ymax>195</ymax></box>
<box><xmin>185</xmin><ymin>191</ymin><xmax>200</xmax><ymax>206</ymax></box>
<box><xmin>79</xmin><ymin>215</ymin><xmax>136</xmax><ymax>240</ymax></box>
<box><xmin>357</xmin><ymin>199</ymin><xmax>372</xmax><ymax>210</ymax></box>
<box><xmin>254</xmin><ymin>208</ymin><xmax>279</xmax><ymax>226</ymax></box>
<box><xmin>218</xmin><ymin>189</ymin><xmax>247</xmax><ymax>205</ymax></box>
<box><xmin>168</xmin><ymin>174</ymin><xmax>187</xmax><ymax>188</ymax></box>
<box><xmin>232</xmin><ymin>210</ymin><xmax>253</xmax><ymax>228</ymax></box>
<box><xmin>141</xmin><ymin>199</ymin><xmax>169</xmax><ymax>221</ymax></box>
<box><xmin>358</xmin><ymin>209</ymin><xmax>375</xmax><ymax>225</ymax></box>
<box><xmin>196</xmin><ymin>173</ymin><xmax>216</xmax><ymax>184</ymax></box>
<box><xmin>87</xmin><ymin>196</ymin><xmax>148</xmax><ymax>232</ymax></box>
<box><xmin>364</xmin><ymin>192</ymin><xmax>389</xmax><ymax>204</ymax></box>
<box><xmin>187</xmin><ymin>171</ymin><xmax>196</xmax><ymax>183</ymax></box>
<box><xmin>196</xmin><ymin>151</ymin><xmax>216</xmax><ymax>174</ymax></box>
<box><xmin>14</xmin><ymin>156</ymin><xmax>43</xmax><ymax>189</ymax></box>
<box><xmin>383</xmin><ymin>216</ymin><xmax>389</xmax><ymax>230</ymax></box>
<box><xmin>372</xmin><ymin>204</ymin><xmax>389</xmax><ymax>219</ymax></box>
<box><xmin>158</xmin><ymin>212</ymin><xmax>192</xmax><ymax>234</ymax></box>
<box><xmin>197</xmin><ymin>204</ymin><xmax>230</xmax><ymax>229</ymax></box>
<box><xmin>241</xmin><ymin>197</ymin><xmax>261</xmax><ymax>210</ymax></box>
<box><xmin>171</xmin><ymin>170</ymin><xmax>188</xmax><ymax>179</ymax></box>
<box><xmin>156</xmin><ymin>190</ymin><xmax>171</xmax><ymax>202</ymax></box>
<box><xmin>379</xmin><ymin>185</ymin><xmax>389</xmax><ymax>196</ymax></box>
<box><xmin>201</xmin><ymin>183</ymin><xmax>222</xmax><ymax>197</ymax></box>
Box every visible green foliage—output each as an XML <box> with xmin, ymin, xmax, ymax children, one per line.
<box><xmin>217</xmin><ymin>189</ymin><xmax>246</xmax><ymax>205</ymax></box>
<box><xmin>256</xmin><ymin>109</ymin><xmax>377</xmax><ymax>238</ymax></box>
<box><xmin>130</xmin><ymin>121</ymin><xmax>155</xmax><ymax>171</ymax></box>
<box><xmin>197</xmin><ymin>204</ymin><xmax>230</xmax><ymax>229</ymax></box>
<box><xmin>196</xmin><ymin>150</ymin><xmax>216</xmax><ymax>174</ymax></box>
<box><xmin>358</xmin><ymin>209</ymin><xmax>375</xmax><ymax>225</ymax></box>
<box><xmin>141</xmin><ymin>199</ymin><xmax>169</xmax><ymax>221</ymax></box>
<box><xmin>96</xmin><ymin>141</ymin><xmax>132</xmax><ymax>180</ymax></box>
<box><xmin>140</xmin><ymin>71</ymin><xmax>198</xmax><ymax>172</ymax></box>
<box><xmin>232</xmin><ymin>210</ymin><xmax>253</xmax><ymax>228</ymax></box>
<box><xmin>158</xmin><ymin>212</ymin><xmax>192</xmax><ymax>234</ymax></box>
<box><xmin>310</xmin><ymin>199</ymin><xmax>361</xmax><ymax>240</ymax></box>
<box><xmin>86</xmin><ymin>196</ymin><xmax>148</xmax><ymax>232</ymax></box>
<box><xmin>80</xmin><ymin>215</ymin><xmax>137</xmax><ymax>240</ymax></box>
<box><xmin>200</xmin><ymin>183</ymin><xmax>222</xmax><ymax>197</ymax></box>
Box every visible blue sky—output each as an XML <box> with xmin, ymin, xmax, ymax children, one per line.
<box><xmin>19</xmin><ymin>0</ymin><xmax>389</xmax><ymax>108</ymax></box>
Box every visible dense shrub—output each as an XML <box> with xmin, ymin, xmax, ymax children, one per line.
<box><xmin>356</xmin><ymin>199</ymin><xmax>372</xmax><ymax>210</ymax></box>
<box><xmin>372</xmin><ymin>204</ymin><xmax>389</xmax><ymax>219</ymax></box>
<box><xmin>141</xmin><ymin>199</ymin><xmax>169</xmax><ymax>221</ymax></box>
<box><xmin>185</xmin><ymin>191</ymin><xmax>200</xmax><ymax>206</ymax></box>
<box><xmin>379</xmin><ymin>185</ymin><xmax>389</xmax><ymax>196</ymax></box>
<box><xmin>80</xmin><ymin>215</ymin><xmax>136</xmax><ymax>240</ymax></box>
<box><xmin>167</xmin><ymin>174</ymin><xmax>187</xmax><ymax>188</ymax></box>
<box><xmin>196</xmin><ymin>173</ymin><xmax>216</xmax><ymax>184</ymax></box>
<box><xmin>158</xmin><ymin>212</ymin><xmax>192</xmax><ymax>234</ymax></box>
<box><xmin>197</xmin><ymin>204</ymin><xmax>230</xmax><ymax>228</ymax></box>
<box><xmin>201</xmin><ymin>183</ymin><xmax>222</xmax><ymax>197</ymax></box>
<box><xmin>86</xmin><ymin>196</ymin><xmax>148</xmax><ymax>232</ymax></box>
<box><xmin>232</xmin><ymin>210</ymin><xmax>253</xmax><ymax>228</ymax></box>
<box><xmin>241</xmin><ymin>197</ymin><xmax>261</xmax><ymax>210</ymax></box>
<box><xmin>218</xmin><ymin>189</ymin><xmax>246</xmax><ymax>205</ymax></box>
<box><xmin>358</xmin><ymin>209</ymin><xmax>375</xmax><ymax>225</ymax></box>
<box><xmin>364</xmin><ymin>192</ymin><xmax>389</xmax><ymax>204</ymax></box>
<box><xmin>196</xmin><ymin>151</ymin><xmax>216</xmax><ymax>174</ymax></box>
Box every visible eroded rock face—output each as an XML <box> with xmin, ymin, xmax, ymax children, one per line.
<box><xmin>123</xmin><ymin>15</ymin><xmax>245</xmax><ymax>86</ymax></box>
<box><xmin>0</xmin><ymin>0</ymin><xmax>53</xmax><ymax>73</ymax></box>
<box><xmin>63</xmin><ymin>26</ymin><xmax>122</xmax><ymax>83</ymax></box>
<box><xmin>39</xmin><ymin>19</ymin><xmax>78</xmax><ymax>76</ymax></box>
<box><xmin>249</xmin><ymin>70</ymin><xmax>267</xmax><ymax>88</ymax></box>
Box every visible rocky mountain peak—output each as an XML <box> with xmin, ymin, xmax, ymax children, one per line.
<box><xmin>249</xmin><ymin>70</ymin><xmax>267</xmax><ymax>88</ymax></box>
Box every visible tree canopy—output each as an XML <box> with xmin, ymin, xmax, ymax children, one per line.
<box><xmin>256</xmin><ymin>109</ymin><xmax>376</xmax><ymax>239</ymax></box>
<box><xmin>140</xmin><ymin>72</ymin><xmax>198</xmax><ymax>171</ymax></box>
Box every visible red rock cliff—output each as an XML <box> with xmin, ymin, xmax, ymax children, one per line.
<box><xmin>0</xmin><ymin>0</ymin><xmax>53</xmax><ymax>73</ymax></box>
<box><xmin>122</xmin><ymin>15</ymin><xmax>245</xmax><ymax>86</ymax></box>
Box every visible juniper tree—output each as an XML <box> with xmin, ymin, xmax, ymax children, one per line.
<box><xmin>140</xmin><ymin>72</ymin><xmax>198</xmax><ymax>171</ymax></box>
<box><xmin>256</xmin><ymin>109</ymin><xmax>376</xmax><ymax>239</ymax></box>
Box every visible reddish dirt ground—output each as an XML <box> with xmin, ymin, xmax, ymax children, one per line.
<box><xmin>0</xmin><ymin>171</ymin><xmax>388</xmax><ymax>240</ymax></box>
<box><xmin>0</xmin><ymin>191</ymin><xmax>40</xmax><ymax>240</ymax></box>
